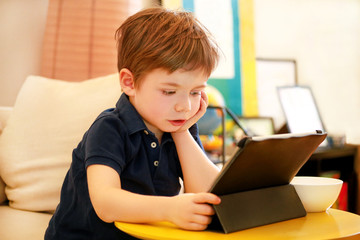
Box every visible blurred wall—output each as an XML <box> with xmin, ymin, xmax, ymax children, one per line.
<box><xmin>254</xmin><ymin>0</ymin><xmax>360</xmax><ymax>139</ymax></box>
<box><xmin>0</xmin><ymin>0</ymin><xmax>359</xmax><ymax>140</ymax></box>
<box><xmin>0</xmin><ymin>0</ymin><xmax>48</xmax><ymax>106</ymax></box>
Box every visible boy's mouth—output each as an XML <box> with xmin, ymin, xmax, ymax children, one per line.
<box><xmin>169</xmin><ymin>120</ymin><xmax>186</xmax><ymax>126</ymax></box>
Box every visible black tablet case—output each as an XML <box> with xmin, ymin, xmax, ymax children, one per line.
<box><xmin>208</xmin><ymin>131</ymin><xmax>327</xmax><ymax>233</ymax></box>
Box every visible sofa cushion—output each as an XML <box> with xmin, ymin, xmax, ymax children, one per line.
<box><xmin>0</xmin><ymin>205</ymin><xmax>52</xmax><ymax>240</ymax></box>
<box><xmin>0</xmin><ymin>107</ymin><xmax>13</xmax><ymax>132</ymax></box>
<box><xmin>0</xmin><ymin>176</ymin><xmax>6</xmax><ymax>204</ymax></box>
<box><xmin>0</xmin><ymin>74</ymin><xmax>121</xmax><ymax>212</ymax></box>
<box><xmin>0</xmin><ymin>107</ymin><xmax>12</xmax><ymax>204</ymax></box>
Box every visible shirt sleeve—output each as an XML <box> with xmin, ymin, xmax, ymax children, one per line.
<box><xmin>84</xmin><ymin>115</ymin><xmax>126</xmax><ymax>175</ymax></box>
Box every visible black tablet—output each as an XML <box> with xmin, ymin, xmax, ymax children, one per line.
<box><xmin>209</xmin><ymin>131</ymin><xmax>327</xmax><ymax>196</ymax></box>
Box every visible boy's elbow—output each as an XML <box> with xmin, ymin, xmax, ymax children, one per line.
<box><xmin>90</xmin><ymin>196</ymin><xmax>118</xmax><ymax>223</ymax></box>
<box><xmin>93</xmin><ymin>207</ymin><xmax>116</xmax><ymax>223</ymax></box>
<box><xmin>100</xmin><ymin>215</ymin><xmax>115</xmax><ymax>224</ymax></box>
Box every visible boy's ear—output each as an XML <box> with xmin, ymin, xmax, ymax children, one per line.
<box><xmin>119</xmin><ymin>68</ymin><xmax>136</xmax><ymax>96</ymax></box>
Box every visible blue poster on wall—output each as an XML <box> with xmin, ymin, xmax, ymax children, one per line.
<box><xmin>183</xmin><ymin>0</ymin><xmax>242</xmax><ymax>115</ymax></box>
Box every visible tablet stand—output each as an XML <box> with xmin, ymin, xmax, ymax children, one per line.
<box><xmin>208</xmin><ymin>184</ymin><xmax>306</xmax><ymax>233</ymax></box>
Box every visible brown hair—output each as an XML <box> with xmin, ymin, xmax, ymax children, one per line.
<box><xmin>115</xmin><ymin>7</ymin><xmax>219</xmax><ymax>87</ymax></box>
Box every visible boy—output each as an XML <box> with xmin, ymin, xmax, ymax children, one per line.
<box><xmin>45</xmin><ymin>7</ymin><xmax>221</xmax><ymax>240</ymax></box>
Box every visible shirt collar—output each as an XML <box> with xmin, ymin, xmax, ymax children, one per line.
<box><xmin>116</xmin><ymin>93</ymin><xmax>147</xmax><ymax>135</ymax></box>
<box><xmin>161</xmin><ymin>132</ymin><xmax>174</xmax><ymax>144</ymax></box>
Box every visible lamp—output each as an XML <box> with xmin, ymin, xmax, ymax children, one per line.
<box><xmin>203</xmin><ymin>106</ymin><xmax>247</xmax><ymax>166</ymax></box>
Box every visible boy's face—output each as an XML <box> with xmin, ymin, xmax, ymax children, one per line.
<box><xmin>129</xmin><ymin>68</ymin><xmax>208</xmax><ymax>137</ymax></box>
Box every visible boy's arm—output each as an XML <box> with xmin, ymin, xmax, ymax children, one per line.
<box><xmin>87</xmin><ymin>164</ymin><xmax>220</xmax><ymax>230</ymax></box>
<box><xmin>172</xmin><ymin>130</ymin><xmax>220</xmax><ymax>193</ymax></box>
<box><xmin>172</xmin><ymin>91</ymin><xmax>220</xmax><ymax>193</ymax></box>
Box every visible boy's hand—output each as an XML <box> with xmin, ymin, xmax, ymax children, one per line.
<box><xmin>167</xmin><ymin>192</ymin><xmax>221</xmax><ymax>231</ymax></box>
<box><xmin>175</xmin><ymin>91</ymin><xmax>208</xmax><ymax>133</ymax></box>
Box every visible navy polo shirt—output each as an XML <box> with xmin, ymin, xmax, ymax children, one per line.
<box><xmin>45</xmin><ymin>93</ymin><xmax>203</xmax><ymax>240</ymax></box>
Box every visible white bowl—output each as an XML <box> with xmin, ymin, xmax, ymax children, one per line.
<box><xmin>290</xmin><ymin>176</ymin><xmax>343</xmax><ymax>213</ymax></box>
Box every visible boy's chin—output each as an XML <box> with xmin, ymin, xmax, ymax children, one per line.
<box><xmin>159</xmin><ymin>125</ymin><xmax>183</xmax><ymax>133</ymax></box>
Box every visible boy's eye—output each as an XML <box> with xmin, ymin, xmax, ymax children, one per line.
<box><xmin>190</xmin><ymin>91</ymin><xmax>201</xmax><ymax>96</ymax></box>
<box><xmin>163</xmin><ymin>90</ymin><xmax>176</xmax><ymax>95</ymax></box>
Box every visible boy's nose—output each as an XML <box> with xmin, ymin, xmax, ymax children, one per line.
<box><xmin>175</xmin><ymin>98</ymin><xmax>191</xmax><ymax>112</ymax></box>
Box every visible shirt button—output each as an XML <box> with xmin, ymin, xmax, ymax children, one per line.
<box><xmin>154</xmin><ymin>160</ymin><xmax>159</xmax><ymax>167</ymax></box>
<box><xmin>144</xmin><ymin>130</ymin><xmax>149</xmax><ymax>135</ymax></box>
<box><xmin>151</xmin><ymin>142</ymin><xmax>157</xmax><ymax>148</ymax></box>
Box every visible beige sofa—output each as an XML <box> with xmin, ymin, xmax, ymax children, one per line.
<box><xmin>0</xmin><ymin>74</ymin><xmax>121</xmax><ymax>240</ymax></box>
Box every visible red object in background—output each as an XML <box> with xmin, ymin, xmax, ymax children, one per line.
<box><xmin>320</xmin><ymin>171</ymin><xmax>348</xmax><ymax>211</ymax></box>
<box><xmin>338</xmin><ymin>182</ymin><xmax>348</xmax><ymax>211</ymax></box>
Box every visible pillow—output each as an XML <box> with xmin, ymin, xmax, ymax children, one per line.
<box><xmin>0</xmin><ymin>176</ymin><xmax>6</xmax><ymax>204</ymax></box>
<box><xmin>0</xmin><ymin>74</ymin><xmax>121</xmax><ymax>212</ymax></box>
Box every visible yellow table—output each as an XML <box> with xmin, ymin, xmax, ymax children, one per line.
<box><xmin>115</xmin><ymin>209</ymin><xmax>360</xmax><ymax>240</ymax></box>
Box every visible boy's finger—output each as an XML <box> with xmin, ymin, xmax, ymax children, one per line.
<box><xmin>185</xmin><ymin>222</ymin><xmax>208</xmax><ymax>231</ymax></box>
<box><xmin>193</xmin><ymin>192</ymin><xmax>221</xmax><ymax>205</ymax></box>
<box><xmin>201</xmin><ymin>91</ymin><xmax>209</xmax><ymax>106</ymax></box>
<box><xmin>194</xmin><ymin>203</ymin><xmax>215</xmax><ymax>216</ymax></box>
<box><xmin>192</xmin><ymin>214</ymin><xmax>213</xmax><ymax>225</ymax></box>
